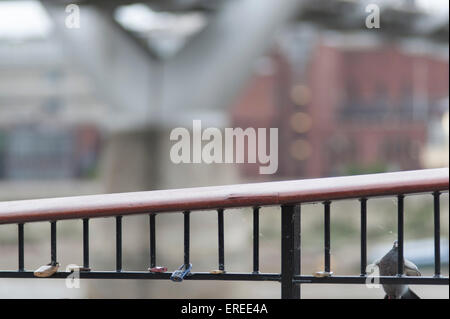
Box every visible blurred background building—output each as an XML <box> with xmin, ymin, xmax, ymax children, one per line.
<box><xmin>232</xmin><ymin>35</ymin><xmax>449</xmax><ymax>178</ymax></box>
<box><xmin>0</xmin><ymin>0</ymin><xmax>448</xmax><ymax>298</ymax></box>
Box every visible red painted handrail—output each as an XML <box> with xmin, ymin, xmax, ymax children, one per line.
<box><xmin>0</xmin><ymin>168</ymin><xmax>448</xmax><ymax>224</ymax></box>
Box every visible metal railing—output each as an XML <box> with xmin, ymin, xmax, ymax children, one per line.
<box><xmin>0</xmin><ymin>168</ymin><xmax>448</xmax><ymax>298</ymax></box>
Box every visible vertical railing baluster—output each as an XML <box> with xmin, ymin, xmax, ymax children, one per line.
<box><xmin>50</xmin><ymin>221</ymin><xmax>57</xmax><ymax>266</ymax></box>
<box><xmin>184</xmin><ymin>211</ymin><xmax>190</xmax><ymax>267</ymax></box>
<box><xmin>293</xmin><ymin>205</ymin><xmax>301</xmax><ymax>298</ymax></box>
<box><xmin>360</xmin><ymin>198</ymin><xmax>367</xmax><ymax>276</ymax></box>
<box><xmin>149</xmin><ymin>214</ymin><xmax>156</xmax><ymax>268</ymax></box>
<box><xmin>253</xmin><ymin>207</ymin><xmax>260</xmax><ymax>273</ymax></box>
<box><xmin>18</xmin><ymin>223</ymin><xmax>24</xmax><ymax>271</ymax></box>
<box><xmin>116</xmin><ymin>216</ymin><xmax>122</xmax><ymax>272</ymax></box>
<box><xmin>324</xmin><ymin>201</ymin><xmax>331</xmax><ymax>273</ymax></box>
<box><xmin>83</xmin><ymin>218</ymin><xmax>90</xmax><ymax>270</ymax></box>
<box><xmin>218</xmin><ymin>209</ymin><xmax>225</xmax><ymax>271</ymax></box>
<box><xmin>397</xmin><ymin>195</ymin><xmax>404</xmax><ymax>276</ymax></box>
<box><xmin>281</xmin><ymin>204</ymin><xmax>301</xmax><ymax>299</ymax></box>
<box><xmin>433</xmin><ymin>191</ymin><xmax>441</xmax><ymax>277</ymax></box>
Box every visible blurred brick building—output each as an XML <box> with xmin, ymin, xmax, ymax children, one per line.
<box><xmin>232</xmin><ymin>40</ymin><xmax>449</xmax><ymax>178</ymax></box>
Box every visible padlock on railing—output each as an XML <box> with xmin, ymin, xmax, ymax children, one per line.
<box><xmin>170</xmin><ymin>263</ymin><xmax>192</xmax><ymax>282</ymax></box>
<box><xmin>148</xmin><ymin>266</ymin><xmax>168</xmax><ymax>273</ymax></box>
<box><xmin>34</xmin><ymin>262</ymin><xmax>59</xmax><ymax>278</ymax></box>
<box><xmin>314</xmin><ymin>271</ymin><xmax>333</xmax><ymax>278</ymax></box>
<box><xmin>210</xmin><ymin>269</ymin><xmax>226</xmax><ymax>275</ymax></box>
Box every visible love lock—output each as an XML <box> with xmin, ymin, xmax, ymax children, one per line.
<box><xmin>148</xmin><ymin>266</ymin><xmax>168</xmax><ymax>273</ymax></box>
<box><xmin>34</xmin><ymin>262</ymin><xmax>59</xmax><ymax>278</ymax></box>
<box><xmin>210</xmin><ymin>269</ymin><xmax>226</xmax><ymax>274</ymax></box>
<box><xmin>314</xmin><ymin>271</ymin><xmax>333</xmax><ymax>278</ymax></box>
<box><xmin>170</xmin><ymin>263</ymin><xmax>192</xmax><ymax>282</ymax></box>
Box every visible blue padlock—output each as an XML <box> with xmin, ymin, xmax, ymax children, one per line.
<box><xmin>170</xmin><ymin>263</ymin><xmax>192</xmax><ymax>282</ymax></box>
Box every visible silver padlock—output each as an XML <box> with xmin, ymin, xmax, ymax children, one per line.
<box><xmin>34</xmin><ymin>263</ymin><xmax>59</xmax><ymax>278</ymax></box>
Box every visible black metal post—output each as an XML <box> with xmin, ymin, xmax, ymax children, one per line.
<box><xmin>281</xmin><ymin>204</ymin><xmax>301</xmax><ymax>299</ymax></box>
<box><xmin>433</xmin><ymin>191</ymin><xmax>441</xmax><ymax>277</ymax></box>
<box><xmin>218</xmin><ymin>209</ymin><xmax>225</xmax><ymax>271</ymax></box>
<box><xmin>253</xmin><ymin>207</ymin><xmax>260</xmax><ymax>273</ymax></box>
<box><xmin>397</xmin><ymin>195</ymin><xmax>404</xmax><ymax>275</ymax></box>
<box><xmin>360</xmin><ymin>198</ymin><xmax>367</xmax><ymax>275</ymax></box>
<box><xmin>184</xmin><ymin>211</ymin><xmax>190</xmax><ymax>267</ymax></box>
<box><xmin>83</xmin><ymin>218</ymin><xmax>89</xmax><ymax>269</ymax></box>
<box><xmin>116</xmin><ymin>216</ymin><xmax>122</xmax><ymax>272</ymax></box>
<box><xmin>149</xmin><ymin>214</ymin><xmax>156</xmax><ymax>268</ymax></box>
<box><xmin>324</xmin><ymin>201</ymin><xmax>331</xmax><ymax>273</ymax></box>
<box><xmin>18</xmin><ymin>223</ymin><xmax>24</xmax><ymax>271</ymax></box>
<box><xmin>50</xmin><ymin>221</ymin><xmax>57</xmax><ymax>266</ymax></box>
